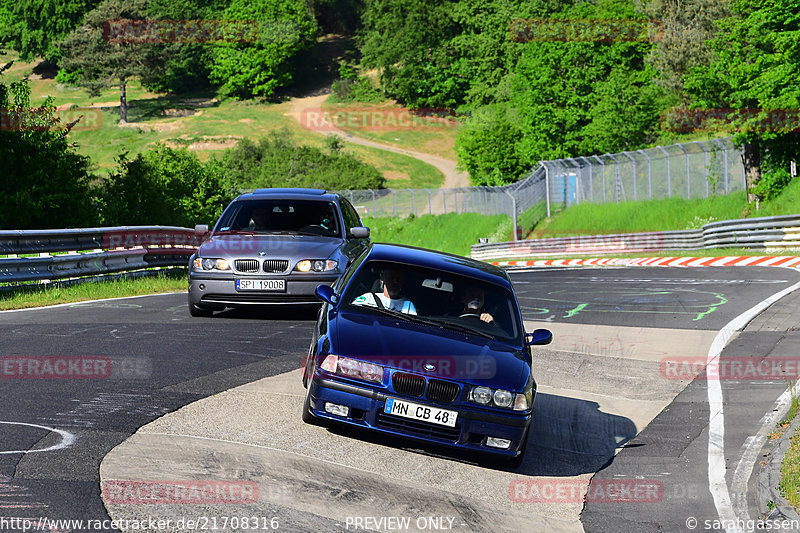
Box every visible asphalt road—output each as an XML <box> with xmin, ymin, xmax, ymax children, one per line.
<box><xmin>1</xmin><ymin>266</ymin><xmax>798</xmax><ymax>532</ymax></box>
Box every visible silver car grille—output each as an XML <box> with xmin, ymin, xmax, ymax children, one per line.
<box><xmin>234</xmin><ymin>259</ymin><xmax>260</xmax><ymax>273</ymax></box>
<box><xmin>263</xmin><ymin>260</ymin><xmax>289</xmax><ymax>273</ymax></box>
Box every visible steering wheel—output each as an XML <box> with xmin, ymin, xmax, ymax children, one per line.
<box><xmin>459</xmin><ymin>313</ymin><xmax>481</xmax><ymax>319</ymax></box>
<box><xmin>298</xmin><ymin>224</ymin><xmax>326</xmax><ymax>234</ymax></box>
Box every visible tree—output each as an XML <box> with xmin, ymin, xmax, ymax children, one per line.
<box><xmin>0</xmin><ymin>0</ymin><xmax>101</xmax><ymax>62</ymax></box>
<box><xmin>642</xmin><ymin>0</ymin><xmax>730</xmax><ymax>99</ymax></box>
<box><xmin>455</xmin><ymin>104</ymin><xmax>525</xmax><ymax>185</ymax></box>
<box><xmin>0</xmin><ymin>71</ymin><xmax>98</xmax><ymax>229</ymax></box>
<box><xmin>684</xmin><ymin>0</ymin><xmax>800</xmax><ymax>205</ymax></box>
<box><xmin>58</xmin><ymin>0</ymin><xmax>163</xmax><ymax>123</ymax></box>
<box><xmin>209</xmin><ymin>0</ymin><xmax>318</xmax><ymax>98</ymax></box>
<box><xmin>100</xmin><ymin>145</ymin><xmax>234</xmax><ymax>227</ymax></box>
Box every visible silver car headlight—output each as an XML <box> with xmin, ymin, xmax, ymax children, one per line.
<box><xmin>295</xmin><ymin>259</ymin><xmax>338</xmax><ymax>272</ymax></box>
<box><xmin>193</xmin><ymin>257</ymin><xmax>231</xmax><ymax>271</ymax></box>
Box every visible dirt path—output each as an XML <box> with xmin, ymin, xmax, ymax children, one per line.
<box><xmin>284</xmin><ymin>94</ymin><xmax>469</xmax><ymax>189</ymax></box>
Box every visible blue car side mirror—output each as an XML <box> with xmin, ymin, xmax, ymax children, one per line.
<box><xmin>315</xmin><ymin>284</ymin><xmax>339</xmax><ymax>307</ymax></box>
<box><xmin>526</xmin><ymin>328</ymin><xmax>552</xmax><ymax>346</ymax></box>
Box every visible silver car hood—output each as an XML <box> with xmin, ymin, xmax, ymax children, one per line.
<box><xmin>199</xmin><ymin>233</ymin><xmax>343</xmax><ymax>259</ymax></box>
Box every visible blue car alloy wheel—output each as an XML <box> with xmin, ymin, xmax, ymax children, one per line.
<box><xmin>302</xmin><ymin>243</ymin><xmax>552</xmax><ymax>468</ymax></box>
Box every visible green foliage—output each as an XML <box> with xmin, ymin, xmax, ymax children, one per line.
<box><xmin>216</xmin><ymin>130</ymin><xmax>386</xmax><ymax>190</ymax></box>
<box><xmin>311</xmin><ymin>0</ymin><xmax>365</xmax><ymax>34</ymax></box>
<box><xmin>330</xmin><ymin>64</ymin><xmax>384</xmax><ymax>103</ymax></box>
<box><xmin>1</xmin><ymin>0</ymin><xmax>101</xmax><ymax>62</ymax></box>
<box><xmin>99</xmin><ymin>145</ymin><xmax>234</xmax><ymax>227</ymax></box>
<box><xmin>0</xmin><ymin>75</ymin><xmax>98</xmax><ymax>229</ymax></box>
<box><xmin>642</xmin><ymin>0</ymin><xmax>730</xmax><ymax>98</ymax></box>
<box><xmin>209</xmin><ymin>0</ymin><xmax>318</xmax><ymax>97</ymax></box>
<box><xmin>455</xmin><ymin>104</ymin><xmax>525</xmax><ymax>185</ymax></box>
<box><xmin>753</xmin><ymin>168</ymin><xmax>794</xmax><ymax>201</ymax></box>
<box><xmin>683</xmin><ymin>0</ymin><xmax>800</xmax><ymax>201</ymax></box>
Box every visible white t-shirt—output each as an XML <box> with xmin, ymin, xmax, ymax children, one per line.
<box><xmin>353</xmin><ymin>292</ymin><xmax>417</xmax><ymax>315</ymax></box>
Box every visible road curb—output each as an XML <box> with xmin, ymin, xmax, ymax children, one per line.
<box><xmin>757</xmin><ymin>402</ymin><xmax>800</xmax><ymax>523</ymax></box>
<box><xmin>491</xmin><ymin>256</ymin><xmax>800</xmax><ymax>269</ymax></box>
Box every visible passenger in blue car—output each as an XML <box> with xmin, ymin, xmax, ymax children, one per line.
<box><xmin>353</xmin><ymin>268</ymin><xmax>418</xmax><ymax>314</ymax></box>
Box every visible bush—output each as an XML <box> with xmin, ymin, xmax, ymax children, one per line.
<box><xmin>217</xmin><ymin>130</ymin><xmax>386</xmax><ymax>190</ymax></box>
<box><xmin>0</xmin><ymin>78</ymin><xmax>99</xmax><ymax>229</ymax></box>
<box><xmin>754</xmin><ymin>167</ymin><xmax>794</xmax><ymax>201</ymax></box>
<box><xmin>330</xmin><ymin>64</ymin><xmax>384</xmax><ymax>103</ymax></box>
<box><xmin>99</xmin><ymin>145</ymin><xmax>235</xmax><ymax>227</ymax></box>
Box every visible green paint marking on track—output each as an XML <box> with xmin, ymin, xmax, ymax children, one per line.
<box><xmin>693</xmin><ymin>294</ymin><xmax>728</xmax><ymax>321</ymax></box>
<box><xmin>564</xmin><ymin>303</ymin><xmax>588</xmax><ymax>318</ymax></box>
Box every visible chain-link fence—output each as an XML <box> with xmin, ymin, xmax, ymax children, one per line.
<box><xmin>338</xmin><ymin>137</ymin><xmax>745</xmax><ymax>240</ymax></box>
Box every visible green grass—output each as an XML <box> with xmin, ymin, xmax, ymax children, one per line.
<box><xmin>321</xmin><ymin>99</ymin><xmax>460</xmax><ymax>161</ymax></box>
<box><xmin>0</xmin><ymin>272</ymin><xmax>186</xmax><ymax>310</ymax></box>
<box><xmin>364</xmin><ymin>213</ymin><xmax>510</xmax><ymax>257</ymax></box>
<box><xmin>779</xmin><ymin>394</ymin><xmax>800</xmax><ymax>509</ymax></box>
<box><xmin>2</xmin><ymin>52</ymin><xmax>444</xmax><ymax>186</ymax></box>
<box><xmin>529</xmin><ymin>178</ymin><xmax>800</xmax><ymax>238</ymax></box>
<box><xmin>487</xmin><ymin>247</ymin><xmax>800</xmax><ymax>264</ymax></box>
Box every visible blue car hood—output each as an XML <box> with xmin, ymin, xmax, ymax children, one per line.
<box><xmin>200</xmin><ymin>233</ymin><xmax>342</xmax><ymax>258</ymax></box>
<box><xmin>331</xmin><ymin>311</ymin><xmax>529</xmax><ymax>391</ymax></box>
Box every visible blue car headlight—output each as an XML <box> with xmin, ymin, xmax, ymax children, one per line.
<box><xmin>320</xmin><ymin>355</ymin><xmax>383</xmax><ymax>383</ymax></box>
<box><xmin>469</xmin><ymin>385</ymin><xmax>530</xmax><ymax>411</ymax></box>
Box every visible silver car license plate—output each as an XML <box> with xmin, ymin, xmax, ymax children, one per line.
<box><xmin>235</xmin><ymin>279</ymin><xmax>286</xmax><ymax>291</ymax></box>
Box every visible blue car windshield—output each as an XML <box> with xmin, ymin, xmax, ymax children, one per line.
<box><xmin>341</xmin><ymin>260</ymin><xmax>522</xmax><ymax>344</ymax></box>
<box><xmin>216</xmin><ymin>199</ymin><xmax>341</xmax><ymax>237</ymax></box>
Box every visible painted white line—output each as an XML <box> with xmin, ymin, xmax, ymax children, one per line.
<box><xmin>706</xmin><ymin>280</ymin><xmax>800</xmax><ymax>533</ymax></box>
<box><xmin>0</xmin><ymin>421</ymin><xmax>75</xmax><ymax>454</ymax></box>
<box><xmin>0</xmin><ymin>292</ymin><xmax>185</xmax><ymax>314</ymax></box>
<box><xmin>730</xmin><ymin>381</ymin><xmax>800</xmax><ymax>525</ymax></box>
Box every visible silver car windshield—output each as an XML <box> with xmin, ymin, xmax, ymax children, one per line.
<box><xmin>342</xmin><ymin>260</ymin><xmax>522</xmax><ymax>344</ymax></box>
<box><xmin>216</xmin><ymin>200</ymin><xmax>341</xmax><ymax>237</ymax></box>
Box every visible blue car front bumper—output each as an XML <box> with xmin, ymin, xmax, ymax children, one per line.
<box><xmin>306</xmin><ymin>374</ymin><xmax>532</xmax><ymax>458</ymax></box>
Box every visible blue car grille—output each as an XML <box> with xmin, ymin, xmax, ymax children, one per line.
<box><xmin>426</xmin><ymin>379</ymin><xmax>460</xmax><ymax>404</ymax></box>
<box><xmin>376</xmin><ymin>412</ymin><xmax>461</xmax><ymax>442</ymax></box>
<box><xmin>392</xmin><ymin>372</ymin><xmax>425</xmax><ymax>397</ymax></box>
<box><xmin>392</xmin><ymin>373</ymin><xmax>461</xmax><ymax>404</ymax></box>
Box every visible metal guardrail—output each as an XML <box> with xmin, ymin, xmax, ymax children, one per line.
<box><xmin>0</xmin><ymin>226</ymin><xmax>204</xmax><ymax>285</ymax></box>
<box><xmin>470</xmin><ymin>214</ymin><xmax>800</xmax><ymax>261</ymax></box>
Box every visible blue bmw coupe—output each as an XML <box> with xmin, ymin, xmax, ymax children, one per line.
<box><xmin>302</xmin><ymin>243</ymin><xmax>552</xmax><ymax>466</ymax></box>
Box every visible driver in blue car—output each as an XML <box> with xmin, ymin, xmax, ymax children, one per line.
<box><xmin>354</xmin><ymin>268</ymin><xmax>417</xmax><ymax>314</ymax></box>
<box><xmin>459</xmin><ymin>285</ymin><xmax>494</xmax><ymax>323</ymax></box>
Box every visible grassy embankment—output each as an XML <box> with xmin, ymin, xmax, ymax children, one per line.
<box><xmin>0</xmin><ymin>51</ymin><xmax>444</xmax><ymax>188</ymax></box>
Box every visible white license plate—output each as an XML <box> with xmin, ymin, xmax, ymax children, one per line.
<box><xmin>384</xmin><ymin>398</ymin><xmax>458</xmax><ymax>427</ymax></box>
<box><xmin>235</xmin><ymin>279</ymin><xmax>286</xmax><ymax>291</ymax></box>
